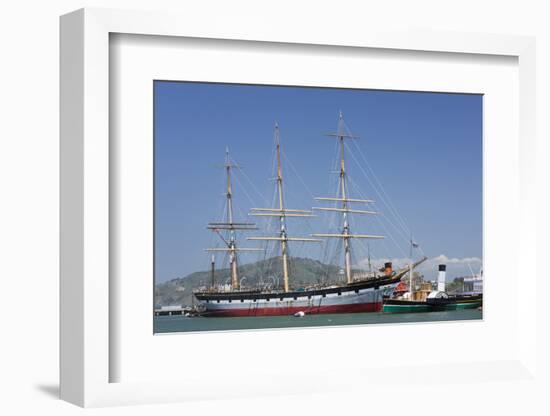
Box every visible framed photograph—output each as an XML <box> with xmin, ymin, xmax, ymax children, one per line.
<box><xmin>60</xmin><ymin>8</ymin><xmax>537</xmax><ymax>408</ymax></box>
<box><xmin>152</xmin><ymin>81</ymin><xmax>483</xmax><ymax>333</ymax></box>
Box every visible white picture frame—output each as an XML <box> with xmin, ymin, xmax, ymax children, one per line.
<box><xmin>60</xmin><ymin>7</ymin><xmax>537</xmax><ymax>408</ymax></box>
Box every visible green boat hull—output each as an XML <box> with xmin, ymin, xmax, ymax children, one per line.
<box><xmin>383</xmin><ymin>296</ymin><xmax>482</xmax><ymax>313</ymax></box>
<box><xmin>430</xmin><ymin>300</ymin><xmax>482</xmax><ymax>311</ymax></box>
<box><xmin>383</xmin><ymin>302</ymin><xmax>432</xmax><ymax>313</ymax></box>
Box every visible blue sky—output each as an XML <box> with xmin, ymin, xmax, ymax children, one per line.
<box><xmin>154</xmin><ymin>81</ymin><xmax>482</xmax><ymax>283</ymax></box>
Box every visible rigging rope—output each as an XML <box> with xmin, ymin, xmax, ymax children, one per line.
<box><xmin>345</xmin><ymin>174</ymin><xmax>408</xmax><ymax>258</ymax></box>
<box><xmin>344</xmin><ymin>142</ymin><xmax>415</xmax><ymax>251</ymax></box>
<box><xmin>349</xmin><ymin>139</ymin><xmax>413</xmax><ymax>238</ymax></box>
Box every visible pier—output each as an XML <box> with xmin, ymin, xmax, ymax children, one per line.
<box><xmin>154</xmin><ymin>306</ymin><xmax>199</xmax><ymax>316</ymax></box>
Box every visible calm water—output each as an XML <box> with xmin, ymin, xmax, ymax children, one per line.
<box><xmin>154</xmin><ymin>309</ymin><xmax>482</xmax><ymax>333</ymax></box>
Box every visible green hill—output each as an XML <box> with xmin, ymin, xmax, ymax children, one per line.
<box><xmin>155</xmin><ymin>257</ymin><xmax>342</xmax><ymax>307</ymax></box>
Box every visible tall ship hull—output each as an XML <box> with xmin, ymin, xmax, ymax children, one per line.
<box><xmin>198</xmin><ymin>288</ymin><xmax>384</xmax><ymax>317</ymax></box>
<box><xmin>195</xmin><ymin>269</ymin><xmax>416</xmax><ymax>317</ymax></box>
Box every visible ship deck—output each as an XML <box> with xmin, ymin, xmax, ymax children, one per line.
<box><xmin>194</xmin><ymin>273</ymin><xmax>404</xmax><ymax>302</ymax></box>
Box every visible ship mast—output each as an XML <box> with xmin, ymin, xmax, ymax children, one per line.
<box><xmin>409</xmin><ymin>233</ymin><xmax>414</xmax><ymax>299</ymax></box>
<box><xmin>312</xmin><ymin>112</ymin><xmax>384</xmax><ymax>284</ymax></box>
<box><xmin>206</xmin><ymin>149</ymin><xmax>263</xmax><ymax>291</ymax></box>
<box><xmin>211</xmin><ymin>254</ymin><xmax>216</xmax><ymax>288</ymax></box>
<box><xmin>248</xmin><ymin>123</ymin><xmax>321</xmax><ymax>292</ymax></box>
<box><xmin>367</xmin><ymin>242</ymin><xmax>372</xmax><ymax>274</ymax></box>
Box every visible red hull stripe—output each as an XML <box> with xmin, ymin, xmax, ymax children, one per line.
<box><xmin>202</xmin><ymin>302</ymin><xmax>383</xmax><ymax>317</ymax></box>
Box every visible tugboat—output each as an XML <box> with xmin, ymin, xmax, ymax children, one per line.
<box><xmin>383</xmin><ymin>264</ymin><xmax>483</xmax><ymax>313</ymax></box>
<box><xmin>425</xmin><ymin>264</ymin><xmax>483</xmax><ymax>310</ymax></box>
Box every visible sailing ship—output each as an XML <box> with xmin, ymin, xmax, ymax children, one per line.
<box><xmin>194</xmin><ymin>112</ymin><xmax>426</xmax><ymax>317</ymax></box>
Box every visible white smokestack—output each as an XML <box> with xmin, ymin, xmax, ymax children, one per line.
<box><xmin>437</xmin><ymin>264</ymin><xmax>446</xmax><ymax>292</ymax></box>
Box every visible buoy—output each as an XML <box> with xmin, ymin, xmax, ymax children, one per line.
<box><xmin>293</xmin><ymin>311</ymin><xmax>305</xmax><ymax>317</ymax></box>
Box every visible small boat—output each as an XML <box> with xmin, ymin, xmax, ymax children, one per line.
<box><xmin>383</xmin><ymin>264</ymin><xmax>483</xmax><ymax>313</ymax></box>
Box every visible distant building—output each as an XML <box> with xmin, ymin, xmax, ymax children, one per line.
<box><xmin>462</xmin><ymin>272</ymin><xmax>483</xmax><ymax>295</ymax></box>
<box><xmin>160</xmin><ymin>305</ymin><xmax>184</xmax><ymax>311</ymax></box>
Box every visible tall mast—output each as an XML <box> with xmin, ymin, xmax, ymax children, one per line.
<box><xmin>367</xmin><ymin>242</ymin><xmax>372</xmax><ymax>274</ymax></box>
<box><xmin>275</xmin><ymin>124</ymin><xmax>290</xmax><ymax>291</ymax></box>
<box><xmin>211</xmin><ymin>254</ymin><xmax>216</xmax><ymax>288</ymax></box>
<box><xmin>312</xmin><ymin>111</ymin><xmax>384</xmax><ymax>284</ymax></box>
<box><xmin>408</xmin><ymin>234</ymin><xmax>420</xmax><ymax>298</ymax></box>
<box><xmin>338</xmin><ymin>113</ymin><xmax>353</xmax><ymax>283</ymax></box>
<box><xmin>409</xmin><ymin>233</ymin><xmax>414</xmax><ymax>298</ymax></box>
<box><xmin>206</xmin><ymin>149</ymin><xmax>263</xmax><ymax>291</ymax></box>
<box><xmin>225</xmin><ymin>148</ymin><xmax>239</xmax><ymax>289</ymax></box>
<box><xmin>248</xmin><ymin>122</ymin><xmax>321</xmax><ymax>292</ymax></box>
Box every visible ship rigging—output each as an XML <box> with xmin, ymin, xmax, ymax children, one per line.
<box><xmin>194</xmin><ymin>112</ymin><xmax>427</xmax><ymax>316</ymax></box>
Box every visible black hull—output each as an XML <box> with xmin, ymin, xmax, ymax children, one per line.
<box><xmin>384</xmin><ymin>299</ymin><xmax>429</xmax><ymax>306</ymax></box>
<box><xmin>426</xmin><ymin>294</ymin><xmax>483</xmax><ymax>310</ymax></box>
<box><xmin>195</xmin><ymin>273</ymin><xmax>404</xmax><ymax>303</ymax></box>
<box><xmin>384</xmin><ymin>294</ymin><xmax>483</xmax><ymax>313</ymax></box>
